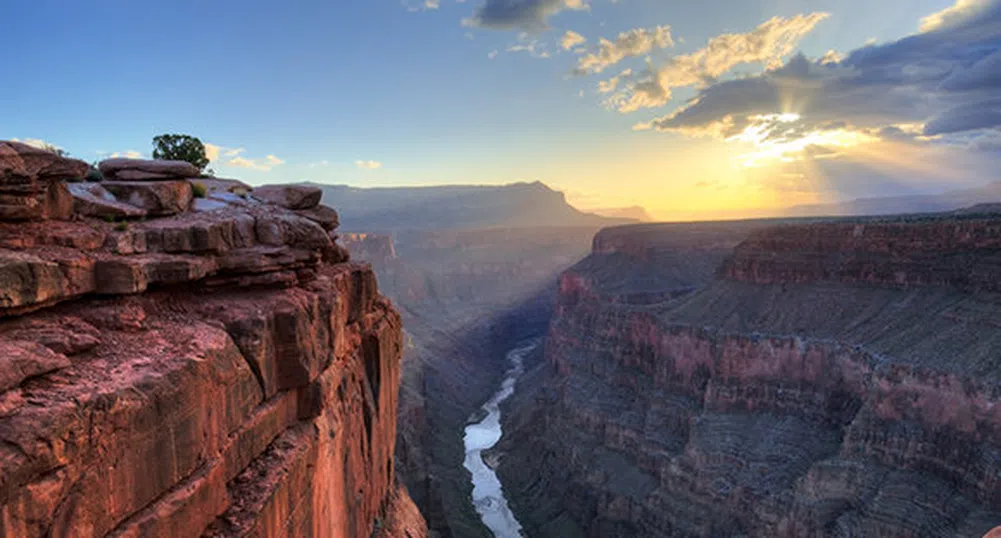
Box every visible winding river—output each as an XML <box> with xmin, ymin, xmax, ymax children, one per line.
<box><xmin>462</xmin><ymin>341</ymin><xmax>535</xmax><ymax>538</ymax></box>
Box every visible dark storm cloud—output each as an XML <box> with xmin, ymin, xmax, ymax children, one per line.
<box><xmin>647</xmin><ymin>0</ymin><xmax>1001</xmax><ymax>143</ymax></box>
<box><xmin>465</xmin><ymin>0</ymin><xmax>586</xmax><ymax>31</ymax></box>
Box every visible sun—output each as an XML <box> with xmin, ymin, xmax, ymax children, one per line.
<box><xmin>727</xmin><ymin>113</ymin><xmax>877</xmax><ymax>168</ymax></box>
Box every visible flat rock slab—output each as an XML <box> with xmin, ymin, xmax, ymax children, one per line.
<box><xmin>252</xmin><ymin>185</ymin><xmax>322</xmax><ymax>210</ymax></box>
<box><xmin>0</xmin><ymin>339</ymin><xmax>72</xmax><ymax>392</ymax></box>
<box><xmin>0</xmin><ymin>140</ymin><xmax>90</xmax><ymax>183</ymax></box>
<box><xmin>103</xmin><ymin>180</ymin><xmax>193</xmax><ymax>216</ymax></box>
<box><xmin>295</xmin><ymin>205</ymin><xmax>339</xmax><ymax>231</ymax></box>
<box><xmin>99</xmin><ymin>158</ymin><xmax>200</xmax><ymax>180</ymax></box>
<box><xmin>68</xmin><ymin>183</ymin><xmax>148</xmax><ymax>219</ymax></box>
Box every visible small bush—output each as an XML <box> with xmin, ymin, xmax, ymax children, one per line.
<box><xmin>86</xmin><ymin>165</ymin><xmax>103</xmax><ymax>182</ymax></box>
<box><xmin>191</xmin><ymin>181</ymin><xmax>208</xmax><ymax>199</ymax></box>
<box><xmin>114</xmin><ymin>222</ymin><xmax>129</xmax><ymax>232</ymax></box>
<box><xmin>102</xmin><ymin>214</ymin><xmax>115</xmax><ymax>223</ymax></box>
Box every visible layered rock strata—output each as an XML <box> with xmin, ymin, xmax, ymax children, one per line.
<box><xmin>496</xmin><ymin>216</ymin><xmax>1001</xmax><ymax>537</ymax></box>
<box><xmin>341</xmin><ymin>226</ymin><xmax>600</xmax><ymax>537</ymax></box>
<box><xmin>0</xmin><ymin>146</ymin><xmax>426</xmax><ymax>538</ymax></box>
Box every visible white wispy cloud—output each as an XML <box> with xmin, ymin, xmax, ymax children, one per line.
<box><xmin>575</xmin><ymin>26</ymin><xmax>674</xmax><ymax>74</ymax></box>
<box><xmin>561</xmin><ymin>30</ymin><xmax>587</xmax><ymax>50</ymax></box>
<box><xmin>355</xmin><ymin>160</ymin><xmax>383</xmax><ymax>169</ymax></box>
<box><xmin>603</xmin><ymin>13</ymin><xmax>829</xmax><ymax>113</ymax></box>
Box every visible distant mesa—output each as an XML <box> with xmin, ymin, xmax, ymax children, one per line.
<box><xmin>785</xmin><ymin>180</ymin><xmax>1001</xmax><ymax>217</ymax></box>
<box><xmin>588</xmin><ymin>205</ymin><xmax>653</xmax><ymax>222</ymax></box>
<box><xmin>303</xmin><ymin>180</ymin><xmax>637</xmax><ymax>232</ymax></box>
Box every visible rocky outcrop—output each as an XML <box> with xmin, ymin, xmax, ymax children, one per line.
<box><xmin>98</xmin><ymin>158</ymin><xmax>201</xmax><ymax>181</ymax></box>
<box><xmin>0</xmin><ymin>142</ymin><xmax>426</xmax><ymax>538</ymax></box>
<box><xmin>496</xmin><ymin>216</ymin><xmax>1001</xmax><ymax>537</ymax></box>
<box><xmin>252</xmin><ymin>185</ymin><xmax>322</xmax><ymax>211</ymax></box>
<box><xmin>0</xmin><ymin>141</ymin><xmax>87</xmax><ymax>221</ymax></box>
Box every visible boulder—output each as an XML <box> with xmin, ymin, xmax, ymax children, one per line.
<box><xmin>0</xmin><ymin>141</ymin><xmax>90</xmax><ymax>183</ymax></box>
<box><xmin>196</xmin><ymin>178</ymin><xmax>252</xmax><ymax>194</ymax></box>
<box><xmin>294</xmin><ymin>204</ymin><xmax>339</xmax><ymax>231</ymax></box>
<box><xmin>252</xmin><ymin>185</ymin><xmax>322</xmax><ymax>210</ymax></box>
<box><xmin>103</xmin><ymin>181</ymin><xmax>193</xmax><ymax>216</ymax></box>
<box><xmin>0</xmin><ymin>340</ymin><xmax>72</xmax><ymax>393</ymax></box>
<box><xmin>0</xmin><ymin>141</ymin><xmax>88</xmax><ymax>221</ymax></box>
<box><xmin>98</xmin><ymin>158</ymin><xmax>201</xmax><ymax>180</ymax></box>
<box><xmin>0</xmin><ymin>181</ymin><xmax>73</xmax><ymax>221</ymax></box>
<box><xmin>68</xmin><ymin>183</ymin><xmax>148</xmax><ymax>219</ymax></box>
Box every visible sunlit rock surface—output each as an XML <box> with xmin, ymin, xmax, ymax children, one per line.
<box><xmin>0</xmin><ymin>144</ymin><xmax>427</xmax><ymax>538</ymax></box>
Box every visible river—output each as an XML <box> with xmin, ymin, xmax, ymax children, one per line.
<box><xmin>462</xmin><ymin>341</ymin><xmax>535</xmax><ymax>538</ymax></box>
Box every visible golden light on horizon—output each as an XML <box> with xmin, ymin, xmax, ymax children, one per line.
<box><xmin>726</xmin><ymin>113</ymin><xmax>878</xmax><ymax>168</ymax></box>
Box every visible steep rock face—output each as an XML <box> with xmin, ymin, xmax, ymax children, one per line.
<box><xmin>496</xmin><ymin>216</ymin><xmax>1001</xmax><ymax>537</ymax></box>
<box><xmin>0</xmin><ymin>146</ymin><xmax>426</xmax><ymax>538</ymax></box>
<box><xmin>344</xmin><ymin>226</ymin><xmax>599</xmax><ymax>537</ymax></box>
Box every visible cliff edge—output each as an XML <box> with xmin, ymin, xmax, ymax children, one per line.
<box><xmin>0</xmin><ymin>142</ymin><xmax>427</xmax><ymax>538</ymax></box>
<box><xmin>497</xmin><ymin>216</ymin><xmax>1001</xmax><ymax>537</ymax></box>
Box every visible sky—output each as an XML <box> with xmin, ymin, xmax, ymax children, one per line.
<box><xmin>3</xmin><ymin>0</ymin><xmax>1000</xmax><ymax>220</ymax></box>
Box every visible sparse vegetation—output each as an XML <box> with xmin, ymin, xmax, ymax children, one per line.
<box><xmin>191</xmin><ymin>181</ymin><xmax>208</xmax><ymax>199</ymax></box>
<box><xmin>86</xmin><ymin>163</ymin><xmax>103</xmax><ymax>182</ymax></box>
<box><xmin>152</xmin><ymin>134</ymin><xmax>210</xmax><ymax>172</ymax></box>
<box><xmin>114</xmin><ymin>222</ymin><xmax>129</xmax><ymax>232</ymax></box>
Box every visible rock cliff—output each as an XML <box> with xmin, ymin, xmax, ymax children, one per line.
<box><xmin>496</xmin><ymin>215</ymin><xmax>1001</xmax><ymax>537</ymax></box>
<box><xmin>0</xmin><ymin>145</ymin><xmax>426</xmax><ymax>538</ymax></box>
<box><xmin>342</xmin><ymin>226</ymin><xmax>599</xmax><ymax>537</ymax></box>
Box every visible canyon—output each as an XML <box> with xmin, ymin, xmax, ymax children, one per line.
<box><xmin>0</xmin><ymin>142</ymin><xmax>426</xmax><ymax>538</ymax></box>
<box><xmin>495</xmin><ymin>214</ymin><xmax>1001</xmax><ymax>537</ymax></box>
<box><xmin>337</xmin><ymin>224</ymin><xmax>605</xmax><ymax>537</ymax></box>
<box><xmin>5</xmin><ymin>139</ymin><xmax>999</xmax><ymax>538</ymax></box>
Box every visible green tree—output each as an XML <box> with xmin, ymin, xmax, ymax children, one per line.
<box><xmin>152</xmin><ymin>134</ymin><xmax>210</xmax><ymax>173</ymax></box>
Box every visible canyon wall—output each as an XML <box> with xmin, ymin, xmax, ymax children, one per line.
<box><xmin>496</xmin><ymin>215</ymin><xmax>1001</xmax><ymax>537</ymax></box>
<box><xmin>0</xmin><ymin>143</ymin><xmax>426</xmax><ymax>538</ymax></box>
<box><xmin>342</xmin><ymin>226</ymin><xmax>599</xmax><ymax>537</ymax></box>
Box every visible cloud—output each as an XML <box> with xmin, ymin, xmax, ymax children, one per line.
<box><xmin>639</xmin><ymin>0</ymin><xmax>1001</xmax><ymax>145</ymax></box>
<box><xmin>12</xmin><ymin>138</ymin><xmax>62</xmax><ymax>152</ymax></box>
<box><xmin>464</xmin><ymin>0</ymin><xmax>589</xmax><ymax>31</ymax></box>
<box><xmin>603</xmin><ymin>13</ymin><xmax>829</xmax><ymax>112</ymax></box>
<box><xmin>229</xmin><ymin>154</ymin><xmax>285</xmax><ymax>171</ymax></box>
<box><xmin>598</xmin><ymin>68</ymin><xmax>632</xmax><ymax>93</ymax></box>
<box><xmin>507</xmin><ymin>37</ymin><xmax>552</xmax><ymax>58</ymax></box>
<box><xmin>919</xmin><ymin>0</ymin><xmax>1000</xmax><ymax>31</ymax></box>
<box><xmin>204</xmin><ymin>143</ymin><xmax>284</xmax><ymax>171</ymax></box>
<box><xmin>355</xmin><ymin>160</ymin><xmax>383</xmax><ymax>170</ymax></box>
<box><xmin>575</xmin><ymin>26</ymin><xmax>674</xmax><ymax>74</ymax></box>
<box><xmin>561</xmin><ymin>30</ymin><xmax>586</xmax><ymax>50</ymax></box>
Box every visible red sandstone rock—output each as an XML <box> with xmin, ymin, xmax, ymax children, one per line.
<box><xmin>69</xmin><ymin>182</ymin><xmax>149</xmax><ymax>219</ymax></box>
<box><xmin>252</xmin><ymin>185</ymin><xmax>322</xmax><ymax>210</ymax></box>
<box><xmin>0</xmin><ymin>141</ymin><xmax>89</xmax><ymax>183</ymax></box>
<box><xmin>0</xmin><ymin>340</ymin><xmax>71</xmax><ymax>392</ymax></box>
<box><xmin>98</xmin><ymin>158</ymin><xmax>201</xmax><ymax>180</ymax></box>
<box><xmin>0</xmin><ymin>179</ymin><xmax>421</xmax><ymax>537</ymax></box>
<box><xmin>102</xmin><ymin>180</ymin><xmax>194</xmax><ymax>216</ymax></box>
<box><xmin>294</xmin><ymin>204</ymin><xmax>339</xmax><ymax>231</ymax></box>
<box><xmin>498</xmin><ymin>217</ymin><xmax>1001</xmax><ymax>538</ymax></box>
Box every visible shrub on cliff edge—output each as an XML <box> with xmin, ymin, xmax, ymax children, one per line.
<box><xmin>152</xmin><ymin>134</ymin><xmax>210</xmax><ymax>173</ymax></box>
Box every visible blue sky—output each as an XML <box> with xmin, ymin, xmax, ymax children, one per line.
<box><xmin>3</xmin><ymin>0</ymin><xmax>1000</xmax><ymax>219</ymax></box>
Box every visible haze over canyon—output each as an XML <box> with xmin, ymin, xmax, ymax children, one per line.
<box><xmin>4</xmin><ymin>0</ymin><xmax>1001</xmax><ymax>536</ymax></box>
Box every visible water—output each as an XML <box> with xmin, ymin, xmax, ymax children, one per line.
<box><xmin>462</xmin><ymin>341</ymin><xmax>535</xmax><ymax>538</ymax></box>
